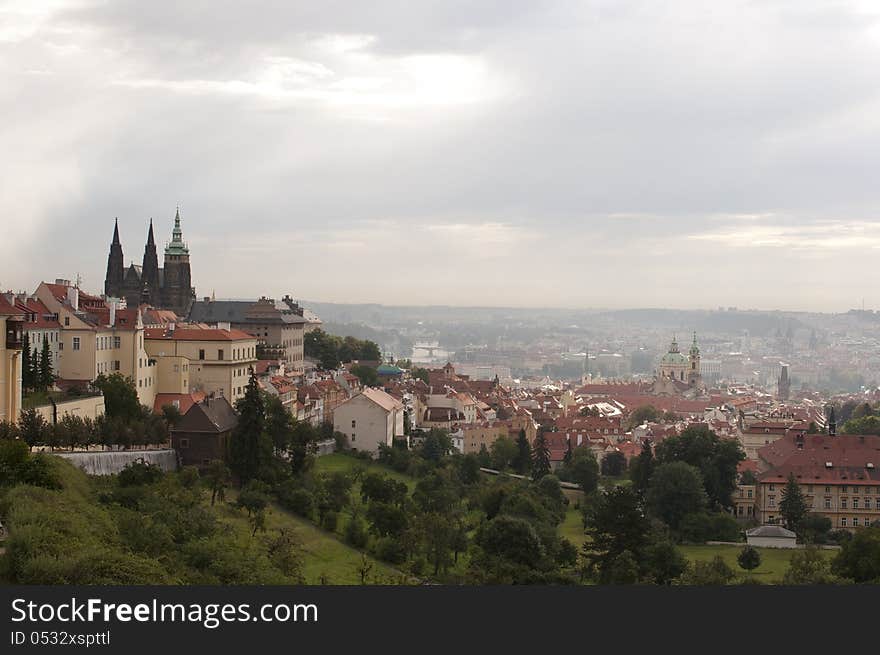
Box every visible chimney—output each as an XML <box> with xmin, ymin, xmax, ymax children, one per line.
<box><xmin>168</xmin><ymin>322</ymin><xmax>176</xmax><ymax>334</ymax></box>
<box><xmin>67</xmin><ymin>286</ymin><xmax>79</xmax><ymax>312</ymax></box>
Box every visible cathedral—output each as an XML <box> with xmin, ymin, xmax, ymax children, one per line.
<box><xmin>651</xmin><ymin>333</ymin><xmax>703</xmax><ymax>396</ymax></box>
<box><xmin>104</xmin><ymin>209</ymin><xmax>195</xmax><ymax>316</ymax></box>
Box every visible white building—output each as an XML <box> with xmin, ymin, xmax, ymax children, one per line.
<box><xmin>333</xmin><ymin>387</ymin><xmax>404</xmax><ymax>455</ymax></box>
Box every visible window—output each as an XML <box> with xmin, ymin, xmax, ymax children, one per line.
<box><xmin>824</xmin><ymin>497</ymin><xmax>831</xmax><ymax>509</ymax></box>
<box><xmin>59</xmin><ymin>342</ymin><xmax>63</xmax><ymax>351</ymax></box>
<box><xmin>841</xmin><ymin>518</ymin><xmax>847</xmax><ymax>527</ymax></box>
<box><xmin>769</xmin><ymin>484</ymin><xmax>775</xmax><ymax>491</ymax></box>
<box><xmin>841</xmin><ymin>499</ymin><xmax>847</xmax><ymax>509</ymax></box>
<box><xmin>179</xmin><ymin>438</ymin><xmax>190</xmax><ymax>449</ymax></box>
<box><xmin>351</xmin><ymin>434</ymin><xmax>356</xmax><ymax>442</ymax></box>
<box><xmin>747</xmin><ymin>489</ymin><xmax>753</xmax><ymax>498</ymax></box>
<box><xmin>72</xmin><ymin>337</ymin><xmax>80</xmax><ymax>351</ymax></box>
<box><xmin>768</xmin><ymin>495</ymin><xmax>776</xmax><ymax>508</ymax></box>
<box><xmin>199</xmin><ymin>349</ymin><xmax>205</xmax><ymax>360</ymax></box>
<box><xmin>218</xmin><ymin>349</ymin><xmax>224</xmax><ymax>360</ymax></box>
<box><xmin>842</xmin><ymin>485</ymin><xmax>848</xmax><ymax>493</ymax></box>
<box><xmin>852</xmin><ymin>517</ymin><xmax>859</xmax><ymax>527</ymax></box>
<box><xmin>351</xmin><ymin>420</ymin><xmax>356</xmax><ymax>428</ymax></box>
<box><xmin>114</xmin><ymin>336</ymin><xmax>121</xmax><ymax>348</ymax></box>
<box><xmin>853</xmin><ymin>498</ymin><xmax>859</xmax><ymax>509</ymax></box>
<box><xmin>64</xmin><ymin>317</ymin><xmax>69</xmax><ymax>326</ymax></box>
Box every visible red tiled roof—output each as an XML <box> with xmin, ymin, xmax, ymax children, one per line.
<box><xmin>153</xmin><ymin>392</ymin><xmax>206</xmax><ymax>415</ymax></box>
<box><xmin>759</xmin><ymin>434</ymin><xmax>880</xmax><ymax>485</ymax></box>
<box><xmin>0</xmin><ymin>295</ymin><xmax>25</xmax><ymax>316</ymax></box>
<box><xmin>145</xmin><ymin>327</ymin><xmax>256</xmax><ymax>341</ymax></box>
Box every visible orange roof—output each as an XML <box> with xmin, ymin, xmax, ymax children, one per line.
<box><xmin>153</xmin><ymin>392</ymin><xmax>206</xmax><ymax>415</ymax></box>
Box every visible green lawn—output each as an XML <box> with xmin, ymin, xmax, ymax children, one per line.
<box><xmin>677</xmin><ymin>544</ymin><xmax>833</xmax><ymax>583</ymax></box>
<box><xmin>559</xmin><ymin>506</ymin><xmax>835</xmax><ymax>583</ymax></box>
<box><xmin>313</xmin><ymin>453</ymin><xmax>416</xmax><ymax>491</ymax></box>
<box><xmin>218</xmin><ymin>489</ymin><xmax>404</xmax><ymax>584</ymax></box>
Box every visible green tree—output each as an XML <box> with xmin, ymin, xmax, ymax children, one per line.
<box><xmin>21</xmin><ymin>332</ymin><xmax>33</xmax><ymax>390</ymax></box>
<box><xmin>601</xmin><ymin>451</ymin><xmax>627</xmax><ymax>477</ymax></box>
<box><xmin>350</xmin><ymin>364</ymin><xmax>378</xmax><ymax>387</ymax></box>
<box><xmin>92</xmin><ymin>373</ymin><xmax>142</xmax><ymax>421</ymax></box>
<box><xmin>779</xmin><ymin>473</ymin><xmax>808</xmax><ymax>533</ymax></box>
<box><xmin>513</xmin><ymin>428</ymin><xmax>531</xmax><ymax>475</ymax></box>
<box><xmin>645</xmin><ymin>462</ymin><xmax>708</xmax><ymax>532</ymax></box>
<box><xmin>489</xmin><ymin>435</ymin><xmax>517</xmax><ymax>470</ymax></box>
<box><xmin>18</xmin><ymin>408</ymin><xmax>49</xmax><ymax>448</ymax></box>
<box><xmin>38</xmin><ymin>334</ymin><xmax>53</xmax><ymax>390</ymax></box>
<box><xmin>229</xmin><ymin>371</ymin><xmax>272</xmax><ymax>483</ymax></box>
<box><xmin>411</xmin><ymin>368</ymin><xmax>430</xmax><ymax>384</ymax></box>
<box><xmin>680</xmin><ymin>555</ymin><xmax>735</xmax><ymax>585</ymax></box>
<box><xmin>629</xmin><ymin>440</ymin><xmax>655</xmax><ymax>497</ymax></box>
<box><xmin>643</xmin><ymin>539</ymin><xmax>688</xmax><ymax>585</ymax></box>
<box><xmin>582</xmin><ymin>486</ymin><xmax>649</xmax><ymax>583</ymax></box>
<box><xmin>831</xmin><ymin>524</ymin><xmax>880</xmax><ymax>582</ymax></box>
<box><xmin>626</xmin><ymin>405</ymin><xmax>660</xmax><ymax>429</ymax></box>
<box><xmin>654</xmin><ymin>425</ymin><xmax>744</xmax><ymax>509</ymax></box>
<box><xmin>237</xmin><ymin>481</ymin><xmax>271</xmax><ymax>537</ymax></box>
<box><xmin>565</xmin><ymin>446</ymin><xmax>599</xmax><ymax>495</ymax></box>
<box><xmin>531</xmin><ymin>431</ymin><xmax>552</xmax><ymax>480</ymax></box>
<box><xmin>737</xmin><ymin>545</ymin><xmax>761</xmax><ymax>577</ymax></box>
<box><xmin>205</xmin><ymin>459</ymin><xmax>230</xmax><ymax>506</ymax></box>
<box><xmin>562</xmin><ymin>437</ymin><xmax>573</xmax><ymax>466</ymax></box>
<box><xmin>783</xmin><ymin>546</ymin><xmax>841</xmax><ymax>584</ymax></box>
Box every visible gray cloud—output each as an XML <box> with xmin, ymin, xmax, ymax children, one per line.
<box><xmin>2</xmin><ymin>1</ymin><xmax>880</xmax><ymax>311</ymax></box>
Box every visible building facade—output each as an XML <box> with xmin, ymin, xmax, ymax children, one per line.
<box><xmin>0</xmin><ymin>297</ymin><xmax>24</xmax><ymax>423</ymax></box>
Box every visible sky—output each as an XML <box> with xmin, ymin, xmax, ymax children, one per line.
<box><xmin>2</xmin><ymin>1</ymin><xmax>880</xmax><ymax>312</ymax></box>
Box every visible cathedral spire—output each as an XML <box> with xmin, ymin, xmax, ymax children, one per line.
<box><xmin>166</xmin><ymin>205</ymin><xmax>189</xmax><ymax>255</ymax></box>
<box><xmin>112</xmin><ymin>217</ymin><xmax>120</xmax><ymax>245</ymax></box>
<box><xmin>146</xmin><ymin>218</ymin><xmax>155</xmax><ymax>246</ymax></box>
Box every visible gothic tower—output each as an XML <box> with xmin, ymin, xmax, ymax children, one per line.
<box><xmin>162</xmin><ymin>207</ymin><xmax>194</xmax><ymax>316</ymax></box>
<box><xmin>777</xmin><ymin>364</ymin><xmax>791</xmax><ymax>401</ymax></box>
<box><xmin>687</xmin><ymin>332</ymin><xmax>701</xmax><ymax>387</ymax></box>
<box><xmin>141</xmin><ymin>219</ymin><xmax>161</xmax><ymax>305</ymax></box>
<box><xmin>104</xmin><ymin>218</ymin><xmax>124</xmax><ymax>298</ymax></box>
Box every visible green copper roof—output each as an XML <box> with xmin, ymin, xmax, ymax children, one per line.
<box><xmin>165</xmin><ymin>207</ymin><xmax>189</xmax><ymax>255</ymax></box>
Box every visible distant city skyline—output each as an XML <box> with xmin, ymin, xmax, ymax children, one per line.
<box><xmin>3</xmin><ymin>2</ymin><xmax>880</xmax><ymax>312</ymax></box>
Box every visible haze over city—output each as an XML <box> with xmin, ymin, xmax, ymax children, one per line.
<box><xmin>4</xmin><ymin>1</ymin><xmax>880</xmax><ymax>310</ymax></box>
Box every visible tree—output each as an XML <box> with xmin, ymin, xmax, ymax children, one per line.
<box><xmin>831</xmin><ymin>524</ymin><xmax>880</xmax><ymax>583</ymax></box>
<box><xmin>562</xmin><ymin>437</ymin><xmax>573</xmax><ymax>466</ymax></box>
<box><xmin>739</xmin><ymin>469</ymin><xmax>758</xmax><ymax>486</ymax></box>
<box><xmin>645</xmin><ymin>462</ymin><xmax>708</xmax><ymax>532</ymax></box>
<box><xmin>513</xmin><ymin>429</ymin><xmax>531</xmax><ymax>475</ymax></box>
<box><xmin>350</xmin><ymin>364</ymin><xmax>378</xmax><ymax>387</ymax></box>
<box><xmin>629</xmin><ymin>440</ymin><xmax>655</xmax><ymax>498</ymax></box>
<box><xmin>237</xmin><ymin>482</ymin><xmax>271</xmax><ymax>537</ymax></box>
<box><xmin>783</xmin><ymin>546</ymin><xmax>841</xmax><ymax>584</ymax></box>
<box><xmin>18</xmin><ymin>408</ymin><xmax>49</xmax><ymax>448</ymax></box>
<box><xmin>626</xmin><ymin>405</ymin><xmax>660</xmax><ymax>429</ymax></box>
<box><xmin>779</xmin><ymin>473</ymin><xmax>808</xmax><ymax>533</ymax></box>
<box><xmin>737</xmin><ymin>545</ymin><xmax>761</xmax><ymax>577</ymax></box>
<box><xmin>160</xmin><ymin>403</ymin><xmax>182</xmax><ymax>431</ymax></box>
<box><xmin>799</xmin><ymin>513</ymin><xmax>833</xmax><ymax>544</ymax></box>
<box><xmin>565</xmin><ymin>446</ymin><xmax>599</xmax><ymax>495</ymax></box>
<box><xmin>643</xmin><ymin>539</ymin><xmax>688</xmax><ymax>585</ymax></box>
<box><xmin>531</xmin><ymin>432</ymin><xmax>552</xmax><ymax>480</ymax></box>
<box><xmin>38</xmin><ymin>335</ymin><xmax>53</xmax><ymax>390</ymax></box>
<box><xmin>601</xmin><ymin>451</ymin><xmax>627</xmax><ymax>477</ymax></box>
<box><xmin>582</xmin><ymin>486</ymin><xmax>649</xmax><ymax>583</ymax></box>
<box><xmin>229</xmin><ymin>371</ymin><xmax>272</xmax><ymax>483</ymax></box>
<box><xmin>680</xmin><ymin>555</ymin><xmax>735</xmax><ymax>585</ymax></box>
<box><xmin>205</xmin><ymin>459</ymin><xmax>230</xmax><ymax>506</ymax></box>
<box><xmin>92</xmin><ymin>373</ymin><xmax>142</xmax><ymax>421</ymax></box>
<box><xmin>477</xmin><ymin>443</ymin><xmax>491</xmax><ymax>468</ymax></box>
<box><xmin>22</xmin><ymin>332</ymin><xmax>33</xmax><ymax>390</ymax></box>
<box><xmin>411</xmin><ymin>368</ymin><xmax>430</xmax><ymax>384</ymax></box>
<box><xmin>654</xmin><ymin>425</ymin><xmax>744</xmax><ymax>509</ymax></box>
<box><xmin>489</xmin><ymin>436</ymin><xmax>517</xmax><ymax>470</ymax></box>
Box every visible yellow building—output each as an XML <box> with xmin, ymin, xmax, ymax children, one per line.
<box><xmin>756</xmin><ymin>433</ymin><xmax>880</xmax><ymax>531</ymax></box>
<box><xmin>35</xmin><ymin>281</ymin><xmax>157</xmax><ymax>408</ymax></box>
<box><xmin>144</xmin><ymin>326</ymin><xmax>258</xmax><ymax>403</ymax></box>
<box><xmin>0</xmin><ymin>296</ymin><xmax>25</xmax><ymax>423</ymax></box>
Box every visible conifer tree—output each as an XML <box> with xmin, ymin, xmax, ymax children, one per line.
<box><xmin>531</xmin><ymin>431</ymin><xmax>552</xmax><ymax>480</ymax></box>
<box><xmin>513</xmin><ymin>428</ymin><xmax>531</xmax><ymax>475</ymax></box>
<box><xmin>39</xmin><ymin>335</ymin><xmax>53</xmax><ymax>391</ymax></box>
<box><xmin>779</xmin><ymin>472</ymin><xmax>808</xmax><ymax>533</ymax></box>
<box><xmin>229</xmin><ymin>370</ymin><xmax>271</xmax><ymax>483</ymax></box>
<box><xmin>21</xmin><ymin>332</ymin><xmax>32</xmax><ymax>390</ymax></box>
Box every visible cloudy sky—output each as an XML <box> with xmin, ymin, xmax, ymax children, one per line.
<box><xmin>3</xmin><ymin>1</ymin><xmax>880</xmax><ymax>312</ymax></box>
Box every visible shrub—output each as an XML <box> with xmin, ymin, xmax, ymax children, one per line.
<box><xmin>344</xmin><ymin>517</ymin><xmax>369</xmax><ymax>549</ymax></box>
<box><xmin>321</xmin><ymin>510</ymin><xmax>338</xmax><ymax>533</ymax></box>
<box><xmin>279</xmin><ymin>487</ymin><xmax>314</xmax><ymax>519</ymax></box>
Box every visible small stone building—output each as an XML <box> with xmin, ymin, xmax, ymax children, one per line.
<box><xmin>745</xmin><ymin>525</ymin><xmax>797</xmax><ymax>549</ymax></box>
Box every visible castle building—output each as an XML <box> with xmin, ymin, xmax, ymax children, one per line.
<box><xmin>104</xmin><ymin>209</ymin><xmax>195</xmax><ymax>316</ymax></box>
